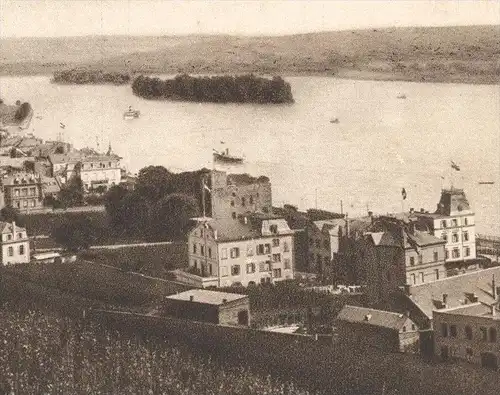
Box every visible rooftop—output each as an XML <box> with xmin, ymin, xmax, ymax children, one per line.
<box><xmin>435</xmin><ymin>188</ymin><xmax>472</xmax><ymax>216</ymax></box>
<box><xmin>0</xmin><ymin>221</ymin><xmax>26</xmax><ymax>235</ymax></box>
<box><xmin>407</xmin><ymin>266</ymin><xmax>500</xmax><ymax>319</ymax></box>
<box><xmin>337</xmin><ymin>305</ymin><xmax>410</xmax><ymax>331</ymax></box>
<box><xmin>165</xmin><ymin>289</ymin><xmax>247</xmax><ymax>306</ymax></box>
<box><xmin>227</xmin><ymin>173</ymin><xmax>270</xmax><ymax>186</ymax></box>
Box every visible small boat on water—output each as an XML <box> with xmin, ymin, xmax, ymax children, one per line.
<box><xmin>478</xmin><ymin>181</ymin><xmax>495</xmax><ymax>185</ymax></box>
<box><xmin>213</xmin><ymin>148</ymin><xmax>244</xmax><ymax>164</ymax></box>
<box><xmin>330</xmin><ymin>117</ymin><xmax>339</xmax><ymax>124</ymax></box>
<box><xmin>397</xmin><ymin>94</ymin><xmax>407</xmax><ymax>99</ymax></box>
<box><xmin>123</xmin><ymin>106</ymin><xmax>140</xmax><ymax>120</ymax></box>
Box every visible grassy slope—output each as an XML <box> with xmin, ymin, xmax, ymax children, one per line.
<box><xmin>0</xmin><ymin>25</ymin><xmax>499</xmax><ymax>83</ymax></box>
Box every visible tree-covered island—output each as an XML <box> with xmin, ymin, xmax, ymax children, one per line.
<box><xmin>52</xmin><ymin>69</ymin><xmax>131</xmax><ymax>85</ymax></box>
<box><xmin>132</xmin><ymin>74</ymin><xmax>294</xmax><ymax>103</ymax></box>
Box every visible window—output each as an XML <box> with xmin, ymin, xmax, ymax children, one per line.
<box><xmin>232</xmin><ymin>212</ymin><xmax>236</xmax><ymax>219</ymax></box>
<box><xmin>409</xmin><ymin>257</ymin><xmax>415</xmax><ymax>266</ymax></box>
<box><xmin>489</xmin><ymin>328</ymin><xmax>497</xmax><ymax>342</ymax></box>
<box><xmin>264</xmin><ymin>244</ymin><xmax>271</xmax><ymax>254</ymax></box>
<box><xmin>230</xmin><ymin>200</ymin><xmax>235</xmax><ymax>207</ymax></box>
<box><xmin>246</xmin><ymin>245</ymin><xmax>254</xmax><ymax>256</ymax></box>
<box><xmin>192</xmin><ymin>243</ymin><xmax>197</xmax><ymax>254</ymax></box>
<box><xmin>14</xmin><ymin>189</ymin><xmax>19</xmax><ymax>197</ymax></box>
<box><xmin>241</xmin><ymin>197</ymin><xmax>246</xmax><ymax>207</ymax></box>
<box><xmin>452</xmin><ymin>248</ymin><xmax>460</xmax><ymax>258</ymax></box>
<box><xmin>434</xmin><ymin>251</ymin><xmax>439</xmax><ymax>262</ymax></box>
<box><xmin>445</xmin><ymin>250</ymin><xmax>449</xmax><ymax>260</ymax></box>
<box><xmin>30</xmin><ymin>187</ymin><xmax>36</xmax><ymax>196</ymax></box>
<box><xmin>269</xmin><ymin>225</ymin><xmax>278</xmax><ymax>234</ymax></box>
<box><xmin>21</xmin><ymin>188</ymin><xmax>27</xmax><ymax>196</ymax></box>
<box><xmin>441</xmin><ymin>323</ymin><xmax>448</xmax><ymax>337</ymax></box>
<box><xmin>480</xmin><ymin>327</ymin><xmax>488</xmax><ymax>341</ymax></box>
<box><xmin>464</xmin><ymin>247</ymin><xmax>470</xmax><ymax>257</ymax></box>
<box><xmin>272</xmin><ymin>238</ymin><xmax>280</xmax><ymax>247</ymax></box>
<box><xmin>420</xmin><ymin>272</ymin><xmax>425</xmax><ymax>283</ymax></box>
<box><xmin>441</xmin><ymin>220</ymin><xmax>447</xmax><ymax>228</ymax></box>
<box><xmin>232</xmin><ymin>192</ymin><xmax>236</xmax><ymax>197</ymax></box>
<box><xmin>284</xmin><ymin>258</ymin><xmax>291</xmax><ymax>269</ymax></box>
<box><xmin>465</xmin><ymin>326</ymin><xmax>473</xmax><ymax>340</ymax></box>
<box><xmin>283</xmin><ymin>241</ymin><xmax>290</xmax><ymax>252</ymax></box>
<box><xmin>7</xmin><ymin>234</ymin><xmax>12</xmax><ymax>241</ymax></box>
<box><xmin>17</xmin><ymin>233</ymin><xmax>22</xmax><ymax>239</ymax></box>
<box><xmin>411</xmin><ymin>273</ymin><xmax>416</xmax><ymax>285</ymax></box>
<box><xmin>208</xmin><ymin>248</ymin><xmax>212</xmax><ymax>258</ymax></box>
<box><xmin>259</xmin><ymin>262</ymin><xmax>270</xmax><ymax>272</ymax></box>
<box><xmin>463</xmin><ymin>231</ymin><xmax>469</xmax><ymax>242</ymax></box>
<box><xmin>246</xmin><ymin>263</ymin><xmax>255</xmax><ymax>274</ymax></box>
<box><xmin>272</xmin><ymin>268</ymin><xmax>282</xmax><ymax>278</ymax></box>
<box><xmin>435</xmin><ymin>269</ymin><xmax>440</xmax><ymax>280</ymax></box>
<box><xmin>451</xmin><ymin>219</ymin><xmax>458</xmax><ymax>227</ymax></box>
<box><xmin>411</xmin><ymin>324</ymin><xmax>416</xmax><ymax>331</ymax></box>
<box><xmin>200</xmin><ymin>245</ymin><xmax>205</xmax><ymax>256</ymax></box>
<box><xmin>23</xmin><ymin>200</ymin><xmax>28</xmax><ymax>208</ymax></box>
<box><xmin>230</xmin><ymin>247</ymin><xmax>240</xmax><ymax>259</ymax></box>
<box><xmin>441</xmin><ymin>233</ymin><xmax>448</xmax><ymax>242</ymax></box>
<box><xmin>418</xmin><ymin>254</ymin><xmax>423</xmax><ymax>264</ymax></box>
<box><xmin>221</xmin><ymin>248</ymin><xmax>228</xmax><ymax>260</ymax></box>
<box><xmin>452</xmin><ymin>233</ymin><xmax>459</xmax><ymax>243</ymax></box>
<box><xmin>402</xmin><ymin>326</ymin><xmax>406</xmax><ymax>332</ymax></box>
<box><xmin>8</xmin><ymin>247</ymin><xmax>13</xmax><ymax>256</ymax></box>
<box><xmin>450</xmin><ymin>325</ymin><xmax>457</xmax><ymax>337</ymax></box>
<box><xmin>19</xmin><ymin>245</ymin><xmax>24</xmax><ymax>255</ymax></box>
<box><xmin>257</xmin><ymin>244</ymin><xmax>265</xmax><ymax>255</ymax></box>
<box><xmin>231</xmin><ymin>265</ymin><xmax>241</xmax><ymax>276</ymax></box>
<box><xmin>272</xmin><ymin>253</ymin><xmax>281</xmax><ymax>263</ymax></box>
<box><xmin>464</xmin><ymin>217</ymin><xmax>469</xmax><ymax>226</ymax></box>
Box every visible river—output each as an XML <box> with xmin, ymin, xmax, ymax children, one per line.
<box><xmin>0</xmin><ymin>76</ymin><xmax>498</xmax><ymax>234</ymax></box>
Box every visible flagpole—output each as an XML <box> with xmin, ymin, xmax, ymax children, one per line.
<box><xmin>201</xmin><ymin>176</ymin><xmax>206</xmax><ymax>218</ymax></box>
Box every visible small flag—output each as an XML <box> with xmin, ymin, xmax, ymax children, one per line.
<box><xmin>220</xmin><ymin>141</ymin><xmax>225</xmax><ymax>144</ymax></box>
<box><xmin>451</xmin><ymin>161</ymin><xmax>460</xmax><ymax>171</ymax></box>
<box><xmin>401</xmin><ymin>188</ymin><xmax>407</xmax><ymax>200</ymax></box>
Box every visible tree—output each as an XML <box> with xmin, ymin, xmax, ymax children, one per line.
<box><xmin>58</xmin><ymin>175</ymin><xmax>85</xmax><ymax>207</ymax></box>
<box><xmin>135</xmin><ymin>166</ymin><xmax>173</xmax><ymax>201</ymax></box>
<box><xmin>150</xmin><ymin>193</ymin><xmax>199</xmax><ymax>240</ymax></box>
<box><xmin>0</xmin><ymin>206</ymin><xmax>25</xmax><ymax>227</ymax></box>
<box><xmin>104</xmin><ymin>185</ymin><xmax>128</xmax><ymax>227</ymax></box>
<box><xmin>51</xmin><ymin>215</ymin><xmax>100</xmax><ymax>251</ymax></box>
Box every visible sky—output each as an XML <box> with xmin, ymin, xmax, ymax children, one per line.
<box><xmin>0</xmin><ymin>0</ymin><xmax>499</xmax><ymax>38</ymax></box>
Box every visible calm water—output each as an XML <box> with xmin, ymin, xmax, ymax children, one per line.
<box><xmin>1</xmin><ymin>76</ymin><xmax>499</xmax><ymax>234</ymax></box>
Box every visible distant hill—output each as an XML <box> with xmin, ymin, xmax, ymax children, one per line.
<box><xmin>1</xmin><ymin>25</ymin><xmax>499</xmax><ymax>84</ymax></box>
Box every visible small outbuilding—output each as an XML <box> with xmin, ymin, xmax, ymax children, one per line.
<box><xmin>336</xmin><ymin>305</ymin><xmax>420</xmax><ymax>353</ymax></box>
<box><xmin>164</xmin><ymin>289</ymin><xmax>250</xmax><ymax>326</ymax></box>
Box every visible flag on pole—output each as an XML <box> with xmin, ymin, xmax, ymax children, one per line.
<box><xmin>451</xmin><ymin>161</ymin><xmax>460</xmax><ymax>171</ymax></box>
<box><xmin>401</xmin><ymin>188</ymin><xmax>407</xmax><ymax>200</ymax></box>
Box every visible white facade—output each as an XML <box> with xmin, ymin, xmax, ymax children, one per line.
<box><xmin>432</xmin><ymin>214</ymin><xmax>476</xmax><ymax>262</ymax></box>
<box><xmin>0</xmin><ymin>222</ymin><xmax>30</xmax><ymax>265</ymax></box>
<box><xmin>188</xmin><ymin>218</ymin><xmax>295</xmax><ymax>287</ymax></box>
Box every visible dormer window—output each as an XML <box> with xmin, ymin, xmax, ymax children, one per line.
<box><xmin>269</xmin><ymin>225</ymin><xmax>278</xmax><ymax>234</ymax></box>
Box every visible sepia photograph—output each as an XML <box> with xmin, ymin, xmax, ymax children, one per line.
<box><xmin>0</xmin><ymin>0</ymin><xmax>499</xmax><ymax>393</ymax></box>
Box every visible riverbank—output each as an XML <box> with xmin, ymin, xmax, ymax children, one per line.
<box><xmin>1</xmin><ymin>66</ymin><xmax>498</xmax><ymax>86</ymax></box>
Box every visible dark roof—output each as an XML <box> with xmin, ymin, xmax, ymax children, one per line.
<box><xmin>208</xmin><ymin>218</ymin><xmax>260</xmax><ymax>241</ymax></box>
<box><xmin>435</xmin><ymin>188</ymin><xmax>472</xmax><ymax>216</ymax></box>
<box><xmin>367</xmin><ymin>229</ymin><xmax>444</xmax><ymax>248</ymax></box>
<box><xmin>166</xmin><ymin>289</ymin><xmax>247</xmax><ymax>305</ymax></box>
<box><xmin>0</xmin><ymin>221</ymin><xmax>26</xmax><ymax>235</ymax></box>
<box><xmin>408</xmin><ymin>267</ymin><xmax>500</xmax><ymax>318</ymax></box>
<box><xmin>337</xmin><ymin>305</ymin><xmax>410</xmax><ymax>330</ymax></box>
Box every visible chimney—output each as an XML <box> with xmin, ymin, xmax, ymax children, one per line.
<box><xmin>222</xmin><ymin>298</ymin><xmax>227</xmax><ymax>304</ymax></box>
<box><xmin>420</xmin><ymin>208</ymin><xmax>425</xmax><ymax>213</ymax></box>
<box><xmin>442</xmin><ymin>293</ymin><xmax>448</xmax><ymax>306</ymax></box>
<box><xmin>409</xmin><ymin>208</ymin><xmax>414</xmax><ymax>214</ymax></box>
<box><xmin>189</xmin><ymin>295</ymin><xmax>194</xmax><ymax>302</ymax></box>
